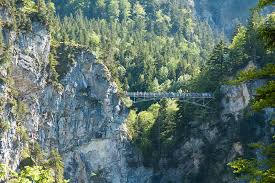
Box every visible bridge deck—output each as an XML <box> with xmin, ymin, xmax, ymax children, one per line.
<box><xmin>125</xmin><ymin>92</ymin><xmax>214</xmax><ymax>99</ymax></box>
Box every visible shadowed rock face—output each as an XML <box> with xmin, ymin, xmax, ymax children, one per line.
<box><xmin>194</xmin><ymin>0</ymin><xmax>258</xmax><ymax>36</ymax></box>
<box><xmin>154</xmin><ymin>80</ymin><xmax>273</xmax><ymax>183</ymax></box>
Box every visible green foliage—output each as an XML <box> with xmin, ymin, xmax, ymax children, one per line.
<box><xmin>51</xmin><ymin>0</ymin><xmax>216</xmax><ymax>92</ymax></box>
<box><xmin>0</xmin><ymin>164</ymin><xmax>7</xmax><ymax>181</ymax></box>
<box><xmin>205</xmin><ymin>41</ymin><xmax>229</xmax><ymax>85</ymax></box>
<box><xmin>47</xmin><ymin>149</ymin><xmax>67</xmax><ymax>183</ymax></box>
<box><xmin>119</xmin><ymin>0</ymin><xmax>131</xmax><ymax>20</ymax></box>
<box><xmin>231</xmin><ymin>64</ymin><xmax>275</xmax><ymax>84</ymax></box>
<box><xmin>125</xmin><ymin>110</ymin><xmax>138</xmax><ymax>140</ymax></box>
<box><xmin>0</xmin><ymin>48</ymin><xmax>12</xmax><ymax>66</ymax></box>
<box><xmin>12</xmin><ymin>166</ymin><xmax>55</xmax><ymax>183</ymax></box>
<box><xmin>21</xmin><ymin>0</ymin><xmax>37</xmax><ymax>15</ymax></box>
<box><xmin>107</xmin><ymin>0</ymin><xmax>120</xmax><ymax>20</ymax></box>
<box><xmin>0</xmin><ymin>143</ymin><xmax>68</xmax><ymax>182</ymax></box>
<box><xmin>253</xmin><ymin>80</ymin><xmax>275</xmax><ymax>111</ymax></box>
<box><xmin>126</xmin><ymin>100</ymin><xmax>180</xmax><ymax>165</ymax></box>
<box><xmin>228</xmin><ymin>158</ymin><xmax>255</xmax><ymax>174</ymax></box>
<box><xmin>157</xmin><ymin>100</ymin><xmax>178</xmax><ymax>151</ymax></box>
<box><xmin>0</xmin><ymin>164</ymin><xmax>55</xmax><ymax>183</ymax></box>
<box><xmin>0</xmin><ymin>0</ymin><xmax>55</xmax><ymax>32</ymax></box>
<box><xmin>16</xmin><ymin>126</ymin><xmax>29</xmax><ymax>143</ymax></box>
<box><xmin>133</xmin><ymin>1</ymin><xmax>146</xmax><ymax>19</ymax></box>
<box><xmin>12</xmin><ymin>100</ymin><xmax>29</xmax><ymax>124</ymax></box>
<box><xmin>228</xmin><ymin>1</ymin><xmax>275</xmax><ymax>182</ymax></box>
<box><xmin>89</xmin><ymin>31</ymin><xmax>101</xmax><ymax>49</ymax></box>
<box><xmin>48</xmin><ymin>52</ymin><xmax>59</xmax><ymax>83</ymax></box>
<box><xmin>228</xmin><ymin>146</ymin><xmax>275</xmax><ymax>183</ymax></box>
<box><xmin>0</xmin><ymin>118</ymin><xmax>10</xmax><ymax>133</ymax></box>
<box><xmin>230</xmin><ymin>26</ymin><xmax>247</xmax><ymax>50</ymax></box>
<box><xmin>258</xmin><ymin>0</ymin><xmax>275</xmax><ymax>9</ymax></box>
<box><xmin>29</xmin><ymin>142</ymin><xmax>45</xmax><ymax>165</ymax></box>
<box><xmin>126</xmin><ymin>103</ymin><xmax>160</xmax><ymax>165</ymax></box>
<box><xmin>258</xmin><ymin>12</ymin><xmax>275</xmax><ymax>49</ymax></box>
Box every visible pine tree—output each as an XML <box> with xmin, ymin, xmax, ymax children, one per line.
<box><xmin>119</xmin><ymin>0</ymin><xmax>131</xmax><ymax>20</ymax></box>
<box><xmin>206</xmin><ymin>41</ymin><xmax>229</xmax><ymax>86</ymax></box>
<box><xmin>48</xmin><ymin>149</ymin><xmax>66</xmax><ymax>183</ymax></box>
<box><xmin>37</xmin><ymin>0</ymin><xmax>47</xmax><ymax>22</ymax></box>
<box><xmin>133</xmin><ymin>1</ymin><xmax>146</xmax><ymax>19</ymax></box>
<box><xmin>107</xmin><ymin>0</ymin><xmax>120</xmax><ymax>21</ymax></box>
<box><xmin>228</xmin><ymin>1</ymin><xmax>275</xmax><ymax>182</ymax></box>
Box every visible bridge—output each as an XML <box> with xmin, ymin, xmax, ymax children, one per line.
<box><xmin>125</xmin><ymin>92</ymin><xmax>214</xmax><ymax>108</ymax></box>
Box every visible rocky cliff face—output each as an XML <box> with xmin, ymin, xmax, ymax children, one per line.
<box><xmin>0</xmin><ymin>3</ymin><xmax>274</xmax><ymax>183</ymax></box>
<box><xmin>0</xmin><ymin>6</ymin><xmax>152</xmax><ymax>183</ymax></box>
<box><xmin>154</xmin><ymin>80</ymin><xmax>274</xmax><ymax>183</ymax></box>
<box><xmin>0</xmin><ymin>5</ymin><xmax>51</xmax><ymax>171</ymax></box>
<box><xmin>38</xmin><ymin>47</ymin><xmax>152</xmax><ymax>183</ymax></box>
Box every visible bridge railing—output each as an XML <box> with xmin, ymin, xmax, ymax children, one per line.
<box><xmin>125</xmin><ymin>92</ymin><xmax>214</xmax><ymax>99</ymax></box>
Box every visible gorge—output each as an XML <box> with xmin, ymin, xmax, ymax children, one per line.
<box><xmin>0</xmin><ymin>0</ymin><xmax>274</xmax><ymax>183</ymax></box>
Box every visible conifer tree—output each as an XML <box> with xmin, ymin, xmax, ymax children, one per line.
<box><xmin>228</xmin><ymin>1</ymin><xmax>275</xmax><ymax>182</ymax></box>
<box><xmin>119</xmin><ymin>0</ymin><xmax>131</xmax><ymax>20</ymax></box>
<box><xmin>107</xmin><ymin>0</ymin><xmax>120</xmax><ymax>21</ymax></box>
<box><xmin>205</xmin><ymin>41</ymin><xmax>229</xmax><ymax>86</ymax></box>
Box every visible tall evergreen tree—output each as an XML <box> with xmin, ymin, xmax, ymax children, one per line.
<box><xmin>107</xmin><ymin>0</ymin><xmax>120</xmax><ymax>21</ymax></box>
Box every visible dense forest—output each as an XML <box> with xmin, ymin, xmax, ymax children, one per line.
<box><xmin>52</xmin><ymin>0</ymin><xmax>275</xmax><ymax>166</ymax></box>
<box><xmin>0</xmin><ymin>0</ymin><xmax>274</xmax><ymax>182</ymax></box>
<box><xmin>50</xmin><ymin>0</ymin><xmax>275</xmax><ymax>181</ymax></box>
<box><xmin>51</xmin><ymin>0</ymin><xmax>218</xmax><ymax>93</ymax></box>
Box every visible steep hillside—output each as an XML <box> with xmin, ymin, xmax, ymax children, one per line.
<box><xmin>0</xmin><ymin>0</ymin><xmax>274</xmax><ymax>183</ymax></box>
<box><xmin>0</xmin><ymin>2</ymin><xmax>151</xmax><ymax>182</ymax></box>
<box><xmin>54</xmin><ymin>0</ymin><xmax>259</xmax><ymax>36</ymax></box>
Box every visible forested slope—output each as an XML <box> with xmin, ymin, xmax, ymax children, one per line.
<box><xmin>0</xmin><ymin>0</ymin><xmax>274</xmax><ymax>182</ymax></box>
<box><xmin>49</xmin><ymin>0</ymin><xmax>274</xmax><ymax>154</ymax></box>
<box><xmin>51</xmin><ymin>0</ymin><xmax>217</xmax><ymax>93</ymax></box>
<box><xmin>50</xmin><ymin>0</ymin><xmax>275</xmax><ymax>182</ymax></box>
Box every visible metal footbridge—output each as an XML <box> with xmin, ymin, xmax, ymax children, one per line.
<box><xmin>125</xmin><ymin>92</ymin><xmax>214</xmax><ymax>108</ymax></box>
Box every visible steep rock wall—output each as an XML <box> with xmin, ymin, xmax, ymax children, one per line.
<box><xmin>0</xmin><ymin>4</ymin><xmax>274</xmax><ymax>183</ymax></box>
<box><xmin>0</xmin><ymin>6</ymin><xmax>152</xmax><ymax>183</ymax></box>
<box><xmin>38</xmin><ymin>47</ymin><xmax>152</xmax><ymax>183</ymax></box>
<box><xmin>155</xmin><ymin>80</ymin><xmax>274</xmax><ymax>183</ymax></box>
<box><xmin>0</xmin><ymin>5</ymin><xmax>50</xmax><ymax>170</ymax></box>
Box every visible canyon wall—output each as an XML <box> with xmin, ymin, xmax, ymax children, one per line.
<box><xmin>0</xmin><ymin>6</ymin><xmax>152</xmax><ymax>183</ymax></box>
<box><xmin>0</xmin><ymin>3</ymin><xmax>274</xmax><ymax>183</ymax></box>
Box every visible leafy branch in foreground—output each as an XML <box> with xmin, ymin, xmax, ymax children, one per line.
<box><xmin>228</xmin><ymin>142</ymin><xmax>275</xmax><ymax>183</ymax></box>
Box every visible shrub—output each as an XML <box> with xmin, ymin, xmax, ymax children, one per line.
<box><xmin>0</xmin><ymin>118</ymin><xmax>10</xmax><ymax>133</ymax></box>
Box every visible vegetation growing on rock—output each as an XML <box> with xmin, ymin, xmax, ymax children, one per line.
<box><xmin>228</xmin><ymin>1</ymin><xmax>275</xmax><ymax>182</ymax></box>
<box><xmin>0</xmin><ymin>0</ymin><xmax>274</xmax><ymax>182</ymax></box>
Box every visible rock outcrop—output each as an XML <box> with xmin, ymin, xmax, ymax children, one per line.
<box><xmin>154</xmin><ymin>80</ymin><xmax>274</xmax><ymax>183</ymax></box>
<box><xmin>0</xmin><ymin>6</ymin><xmax>152</xmax><ymax>183</ymax></box>
<box><xmin>38</xmin><ymin>47</ymin><xmax>152</xmax><ymax>183</ymax></box>
<box><xmin>0</xmin><ymin>6</ymin><xmax>51</xmax><ymax>170</ymax></box>
<box><xmin>0</xmin><ymin>3</ymin><xmax>274</xmax><ymax>183</ymax></box>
